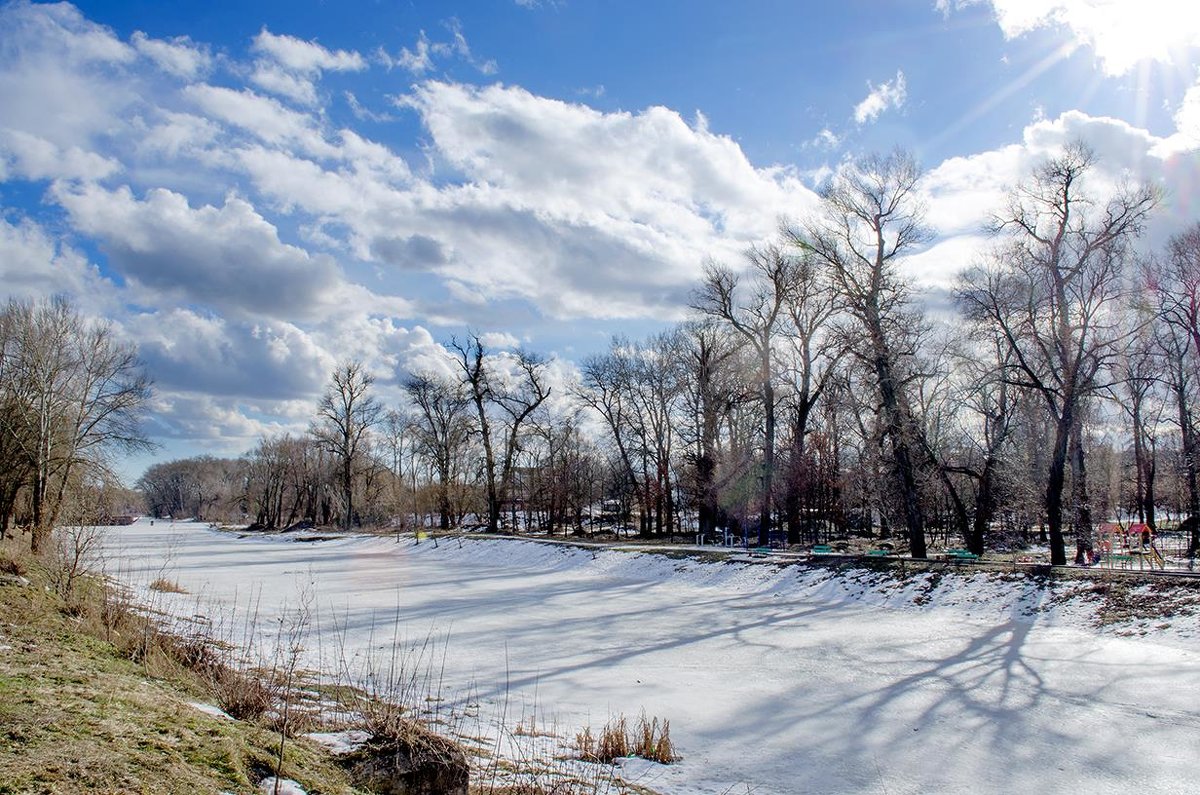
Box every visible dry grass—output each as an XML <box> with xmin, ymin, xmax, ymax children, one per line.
<box><xmin>0</xmin><ymin>536</ymin><xmax>367</xmax><ymax>795</ymax></box>
<box><xmin>148</xmin><ymin>576</ymin><xmax>188</xmax><ymax>594</ymax></box>
<box><xmin>574</xmin><ymin>713</ymin><xmax>677</xmax><ymax>765</ymax></box>
<box><xmin>0</xmin><ymin>549</ymin><xmax>27</xmax><ymax>577</ymax></box>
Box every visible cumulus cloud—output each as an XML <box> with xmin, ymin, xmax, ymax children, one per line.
<box><xmin>51</xmin><ymin>183</ymin><xmax>347</xmax><ymax>320</ymax></box>
<box><xmin>939</xmin><ymin>0</ymin><xmax>1200</xmax><ymax>76</ymax></box>
<box><xmin>252</xmin><ymin>28</ymin><xmax>366</xmax><ymax>73</ymax></box>
<box><xmin>0</xmin><ymin>1</ymin><xmax>139</xmax><ymax>155</ymax></box>
<box><xmin>0</xmin><ymin>128</ymin><xmax>121</xmax><ymax>181</ymax></box>
<box><xmin>131</xmin><ymin>30</ymin><xmax>210</xmax><ymax>79</ymax></box>
<box><xmin>183</xmin><ymin>83</ymin><xmax>341</xmax><ymax>158</ymax></box>
<box><xmin>914</xmin><ymin>108</ymin><xmax>1200</xmax><ymax>288</ymax></box>
<box><xmin>249</xmin><ymin>28</ymin><xmax>366</xmax><ymax>106</ymax></box>
<box><xmin>0</xmin><ymin>215</ymin><xmax>116</xmax><ymax>310</ymax></box>
<box><xmin>854</xmin><ymin>70</ymin><xmax>907</xmax><ymax>124</ymax></box>
<box><xmin>129</xmin><ymin>310</ymin><xmax>332</xmax><ymax>399</ymax></box>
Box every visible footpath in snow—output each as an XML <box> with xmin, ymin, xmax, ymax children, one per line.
<box><xmin>104</xmin><ymin>520</ymin><xmax>1200</xmax><ymax>795</ymax></box>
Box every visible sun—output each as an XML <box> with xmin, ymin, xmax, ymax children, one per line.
<box><xmin>989</xmin><ymin>0</ymin><xmax>1200</xmax><ymax>77</ymax></box>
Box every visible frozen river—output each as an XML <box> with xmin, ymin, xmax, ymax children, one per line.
<box><xmin>105</xmin><ymin>520</ymin><xmax>1200</xmax><ymax>795</ymax></box>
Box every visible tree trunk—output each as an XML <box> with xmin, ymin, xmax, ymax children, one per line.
<box><xmin>1069</xmin><ymin>417</ymin><xmax>1093</xmax><ymax>563</ymax></box>
<box><xmin>760</xmin><ymin>371</ymin><xmax>774</xmax><ymax>548</ymax></box>
<box><xmin>1045</xmin><ymin>411</ymin><xmax>1071</xmax><ymax>566</ymax></box>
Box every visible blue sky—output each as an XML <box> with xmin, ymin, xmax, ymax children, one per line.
<box><xmin>2</xmin><ymin>0</ymin><xmax>1200</xmax><ymax>477</ymax></box>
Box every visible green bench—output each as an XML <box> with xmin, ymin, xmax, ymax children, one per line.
<box><xmin>811</xmin><ymin>544</ymin><xmax>834</xmax><ymax>555</ymax></box>
<box><xmin>944</xmin><ymin>548</ymin><xmax>980</xmax><ymax>561</ymax></box>
<box><xmin>866</xmin><ymin>549</ymin><xmax>890</xmax><ymax>557</ymax></box>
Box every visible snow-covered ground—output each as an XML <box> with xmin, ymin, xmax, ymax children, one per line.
<box><xmin>103</xmin><ymin>520</ymin><xmax>1200</xmax><ymax>795</ymax></box>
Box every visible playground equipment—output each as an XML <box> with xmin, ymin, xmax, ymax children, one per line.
<box><xmin>1096</xmin><ymin>522</ymin><xmax>1164</xmax><ymax>570</ymax></box>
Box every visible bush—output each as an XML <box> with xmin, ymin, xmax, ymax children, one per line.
<box><xmin>575</xmin><ymin>712</ymin><xmax>677</xmax><ymax>764</ymax></box>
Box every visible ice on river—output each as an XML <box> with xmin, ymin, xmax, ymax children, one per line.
<box><xmin>103</xmin><ymin>520</ymin><xmax>1200</xmax><ymax>795</ymax></box>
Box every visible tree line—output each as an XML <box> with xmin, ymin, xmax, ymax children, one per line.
<box><xmin>10</xmin><ymin>141</ymin><xmax>1200</xmax><ymax>567</ymax></box>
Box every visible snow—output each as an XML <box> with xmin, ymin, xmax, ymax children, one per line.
<box><xmin>188</xmin><ymin>701</ymin><xmax>233</xmax><ymax>721</ymax></box>
<box><xmin>104</xmin><ymin>519</ymin><xmax>1200</xmax><ymax>795</ymax></box>
<box><xmin>257</xmin><ymin>778</ymin><xmax>306</xmax><ymax>795</ymax></box>
<box><xmin>301</xmin><ymin>729</ymin><xmax>370</xmax><ymax>755</ymax></box>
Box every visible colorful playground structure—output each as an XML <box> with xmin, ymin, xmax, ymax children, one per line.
<box><xmin>1095</xmin><ymin>522</ymin><xmax>1165</xmax><ymax>570</ymax></box>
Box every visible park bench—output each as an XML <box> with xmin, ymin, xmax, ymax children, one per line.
<box><xmin>811</xmin><ymin>544</ymin><xmax>834</xmax><ymax>555</ymax></box>
<box><xmin>943</xmin><ymin>548</ymin><xmax>980</xmax><ymax>562</ymax></box>
<box><xmin>866</xmin><ymin>549</ymin><xmax>890</xmax><ymax>557</ymax></box>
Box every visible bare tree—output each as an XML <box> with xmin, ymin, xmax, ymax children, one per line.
<box><xmin>578</xmin><ymin>340</ymin><xmax>646</xmax><ymax>533</ymax></box>
<box><xmin>792</xmin><ymin>150</ymin><xmax>933</xmax><ymax>558</ymax></box>
<box><xmin>313</xmin><ymin>360</ymin><xmax>383</xmax><ymax>531</ymax></box>
<box><xmin>404</xmin><ymin>371</ymin><xmax>474</xmax><ymax>529</ymax></box>
<box><xmin>958</xmin><ymin>143</ymin><xmax>1157</xmax><ymax>564</ymax></box>
<box><xmin>1146</xmin><ymin>223</ymin><xmax>1200</xmax><ymax>554</ymax></box>
<box><xmin>451</xmin><ymin>337</ymin><xmax>553</xmax><ymax>532</ymax></box>
<box><xmin>693</xmin><ymin>244</ymin><xmax>799</xmax><ymax>546</ymax></box>
<box><xmin>676</xmin><ymin>320</ymin><xmax>750</xmax><ymax>538</ymax></box>
<box><xmin>1</xmin><ymin>297</ymin><xmax>152</xmax><ymax>553</ymax></box>
<box><xmin>1116</xmin><ymin>322</ymin><xmax>1164</xmax><ymax>529</ymax></box>
<box><xmin>775</xmin><ymin>247</ymin><xmax>843</xmax><ymax>544</ymax></box>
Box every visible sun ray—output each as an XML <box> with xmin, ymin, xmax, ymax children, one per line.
<box><xmin>924</xmin><ymin>41</ymin><xmax>1077</xmax><ymax>153</ymax></box>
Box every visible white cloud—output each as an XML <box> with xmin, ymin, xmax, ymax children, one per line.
<box><xmin>394</xmin><ymin>31</ymin><xmax>437</xmax><ymax>74</ymax></box>
<box><xmin>129</xmin><ymin>309</ymin><xmax>332</xmax><ymax>399</ymax></box>
<box><xmin>1175</xmin><ymin>78</ymin><xmax>1200</xmax><ymax>143</ymax></box>
<box><xmin>807</xmin><ymin>128</ymin><xmax>840</xmax><ymax>149</ymax></box>
<box><xmin>251</xmin><ymin>29</ymin><xmax>366</xmax><ymax>74</ymax></box>
<box><xmin>854</xmin><ymin>70</ymin><xmax>907</xmax><ymax>124</ymax></box>
<box><xmin>480</xmin><ymin>331</ymin><xmax>521</xmax><ymax>349</ymax></box>
<box><xmin>0</xmin><ymin>215</ymin><xmax>116</xmax><ymax>310</ymax></box>
<box><xmin>0</xmin><ymin>1</ymin><xmax>139</xmax><ymax>155</ymax></box>
<box><xmin>183</xmin><ymin>84</ymin><xmax>340</xmax><ymax>159</ymax></box>
<box><xmin>249</xmin><ymin>28</ymin><xmax>366</xmax><ymax>106</ymax></box>
<box><xmin>915</xmin><ymin>108</ymin><xmax>1200</xmax><ymax>288</ymax></box>
<box><xmin>131</xmin><ymin>31</ymin><xmax>210</xmax><ymax>79</ymax></box>
<box><xmin>51</xmin><ymin>183</ymin><xmax>348</xmax><ymax>320</ymax></box>
<box><xmin>941</xmin><ymin>0</ymin><xmax>1200</xmax><ymax>76</ymax></box>
<box><xmin>0</xmin><ymin>128</ymin><xmax>121</xmax><ymax>181</ymax></box>
<box><xmin>378</xmin><ymin>20</ymin><xmax>497</xmax><ymax>76</ymax></box>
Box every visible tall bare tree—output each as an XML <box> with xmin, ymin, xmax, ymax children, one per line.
<box><xmin>404</xmin><ymin>371</ymin><xmax>474</xmax><ymax>530</ymax></box>
<box><xmin>693</xmin><ymin>244</ymin><xmax>799</xmax><ymax>546</ymax></box>
<box><xmin>958</xmin><ymin>143</ymin><xmax>1158</xmax><ymax>564</ymax></box>
<box><xmin>792</xmin><ymin>150</ymin><xmax>933</xmax><ymax>558</ymax></box>
<box><xmin>1146</xmin><ymin>222</ymin><xmax>1200</xmax><ymax>555</ymax></box>
<box><xmin>451</xmin><ymin>337</ymin><xmax>552</xmax><ymax>532</ymax></box>
<box><xmin>313</xmin><ymin>360</ymin><xmax>383</xmax><ymax>531</ymax></box>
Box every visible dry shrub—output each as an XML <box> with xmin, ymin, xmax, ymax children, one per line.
<box><xmin>632</xmin><ymin>715</ymin><xmax>676</xmax><ymax>764</ymax></box>
<box><xmin>573</xmin><ymin>726</ymin><xmax>595</xmax><ymax>760</ymax></box>
<box><xmin>575</xmin><ymin>712</ymin><xmax>676</xmax><ymax>764</ymax></box>
<box><xmin>0</xmin><ymin>552</ymin><xmax>26</xmax><ymax>577</ymax></box>
<box><xmin>148</xmin><ymin>577</ymin><xmax>187</xmax><ymax>594</ymax></box>
<box><xmin>94</xmin><ymin>579</ymin><xmax>275</xmax><ymax>721</ymax></box>
<box><xmin>595</xmin><ymin>716</ymin><xmax>629</xmax><ymax>761</ymax></box>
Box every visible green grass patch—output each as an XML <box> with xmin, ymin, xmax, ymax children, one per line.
<box><xmin>0</xmin><ymin>538</ymin><xmax>366</xmax><ymax>795</ymax></box>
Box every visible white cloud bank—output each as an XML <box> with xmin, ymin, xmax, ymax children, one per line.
<box><xmin>0</xmin><ymin>1</ymin><xmax>1197</xmax><ymax>457</ymax></box>
<box><xmin>940</xmin><ymin>0</ymin><xmax>1200</xmax><ymax>76</ymax></box>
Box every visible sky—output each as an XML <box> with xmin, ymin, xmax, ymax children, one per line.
<box><xmin>1</xmin><ymin>0</ymin><xmax>1199</xmax><ymax>479</ymax></box>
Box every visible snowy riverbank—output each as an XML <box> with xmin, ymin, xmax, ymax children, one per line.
<box><xmin>103</xmin><ymin>520</ymin><xmax>1200</xmax><ymax>795</ymax></box>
